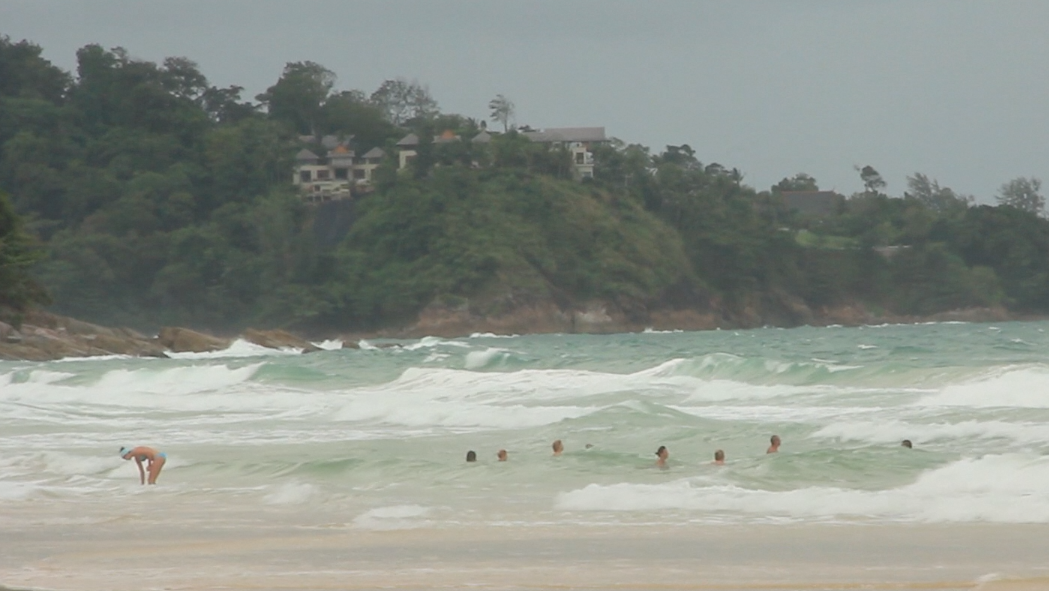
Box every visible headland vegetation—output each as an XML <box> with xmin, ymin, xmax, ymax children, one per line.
<box><xmin>2</xmin><ymin>37</ymin><xmax>1048</xmax><ymax>358</ymax></box>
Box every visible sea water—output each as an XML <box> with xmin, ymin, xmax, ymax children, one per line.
<box><xmin>3</xmin><ymin>322</ymin><xmax>1049</xmax><ymax>589</ymax></box>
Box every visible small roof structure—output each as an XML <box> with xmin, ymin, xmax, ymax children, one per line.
<box><xmin>362</xmin><ymin>147</ymin><xmax>386</xmax><ymax>159</ymax></box>
<box><xmin>434</xmin><ymin>129</ymin><xmax>461</xmax><ymax>143</ymax></box>
<box><xmin>396</xmin><ymin>133</ymin><xmax>420</xmax><ymax>147</ymax></box>
<box><xmin>472</xmin><ymin>131</ymin><xmax>492</xmax><ymax>143</ymax></box>
<box><xmin>523</xmin><ymin>127</ymin><xmax>606</xmax><ymax>143</ymax></box>
<box><xmin>295</xmin><ymin>148</ymin><xmax>320</xmax><ymax>162</ymax></box>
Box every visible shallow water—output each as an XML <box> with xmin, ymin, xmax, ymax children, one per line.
<box><xmin>3</xmin><ymin>322</ymin><xmax>1049</xmax><ymax>588</ymax></box>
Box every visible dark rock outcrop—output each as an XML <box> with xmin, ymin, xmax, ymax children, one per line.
<box><xmin>155</xmin><ymin>327</ymin><xmax>231</xmax><ymax>353</ymax></box>
<box><xmin>242</xmin><ymin>328</ymin><xmax>320</xmax><ymax>353</ymax></box>
<box><xmin>0</xmin><ymin>313</ymin><xmax>169</xmax><ymax>361</ymax></box>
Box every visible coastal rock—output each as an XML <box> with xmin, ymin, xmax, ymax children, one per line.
<box><xmin>82</xmin><ymin>333</ymin><xmax>168</xmax><ymax>357</ymax></box>
<box><xmin>242</xmin><ymin>328</ymin><xmax>320</xmax><ymax>353</ymax></box>
<box><xmin>409</xmin><ymin>299</ymin><xmax>574</xmax><ymax>337</ymax></box>
<box><xmin>0</xmin><ymin>321</ymin><xmax>22</xmax><ymax>343</ymax></box>
<box><xmin>930</xmin><ymin>307</ymin><xmax>1010</xmax><ymax>323</ymax></box>
<box><xmin>156</xmin><ymin>327</ymin><xmax>231</xmax><ymax>353</ymax></box>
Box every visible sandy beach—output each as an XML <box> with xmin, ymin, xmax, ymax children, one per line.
<box><xmin>3</xmin><ymin>516</ymin><xmax>1047</xmax><ymax>590</ymax></box>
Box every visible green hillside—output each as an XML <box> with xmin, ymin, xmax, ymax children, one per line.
<box><xmin>2</xmin><ymin>36</ymin><xmax>1048</xmax><ymax>333</ymax></box>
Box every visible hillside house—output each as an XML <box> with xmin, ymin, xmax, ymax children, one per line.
<box><xmin>391</xmin><ymin>126</ymin><xmax>607</xmax><ymax>180</ymax></box>
<box><xmin>292</xmin><ymin>135</ymin><xmax>387</xmax><ymax>201</ymax></box>
<box><xmin>292</xmin><ymin>126</ymin><xmax>609</xmax><ymax>201</ymax></box>
<box><xmin>467</xmin><ymin>126</ymin><xmax>606</xmax><ymax>179</ymax></box>
<box><xmin>521</xmin><ymin>127</ymin><xmax>606</xmax><ymax>179</ymax></box>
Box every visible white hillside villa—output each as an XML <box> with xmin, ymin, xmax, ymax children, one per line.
<box><xmin>292</xmin><ymin>127</ymin><xmax>607</xmax><ymax>201</ymax></box>
<box><xmin>292</xmin><ymin>135</ymin><xmax>386</xmax><ymax>202</ymax></box>
<box><xmin>470</xmin><ymin>127</ymin><xmax>605</xmax><ymax>179</ymax></box>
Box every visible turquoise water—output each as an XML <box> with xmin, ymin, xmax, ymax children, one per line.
<box><xmin>3</xmin><ymin>322</ymin><xmax>1049</xmax><ymax>528</ymax></box>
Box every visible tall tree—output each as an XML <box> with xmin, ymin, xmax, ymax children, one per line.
<box><xmin>320</xmin><ymin>90</ymin><xmax>396</xmax><ymax>148</ymax></box>
<box><xmin>856</xmin><ymin>165</ymin><xmax>886</xmax><ymax>194</ymax></box>
<box><xmin>905</xmin><ymin>173</ymin><xmax>971</xmax><ymax>214</ymax></box>
<box><xmin>997</xmin><ymin>177</ymin><xmax>1044</xmax><ymax>216</ymax></box>
<box><xmin>200</xmin><ymin>84</ymin><xmax>258</xmax><ymax>124</ymax></box>
<box><xmin>0</xmin><ymin>190</ymin><xmax>50</xmax><ymax>310</ymax></box>
<box><xmin>0</xmin><ymin>36</ymin><xmax>69</xmax><ymax>102</ymax></box>
<box><xmin>256</xmin><ymin>61</ymin><xmax>335</xmax><ymax>135</ymax></box>
<box><xmin>370</xmin><ymin>78</ymin><xmax>438</xmax><ymax>126</ymax></box>
<box><xmin>488</xmin><ymin>94</ymin><xmax>515</xmax><ymax>132</ymax></box>
<box><xmin>773</xmin><ymin>173</ymin><xmax>819</xmax><ymax>193</ymax></box>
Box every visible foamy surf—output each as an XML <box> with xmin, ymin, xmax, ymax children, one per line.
<box><xmin>166</xmin><ymin>339</ymin><xmax>305</xmax><ymax>359</ymax></box>
<box><xmin>556</xmin><ymin>454</ymin><xmax>1049</xmax><ymax>523</ymax></box>
<box><xmin>4</xmin><ymin>321</ymin><xmax>1049</xmax><ymax>529</ymax></box>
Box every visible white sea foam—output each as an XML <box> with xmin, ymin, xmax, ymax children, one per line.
<box><xmin>0</xmin><ymin>481</ymin><xmax>37</xmax><ymax>501</ymax></box>
<box><xmin>332</xmin><ymin>396</ymin><xmax>591</xmax><ymax>429</ymax></box>
<box><xmin>811</xmin><ymin>419</ymin><xmax>1049</xmax><ymax>446</ymax></box>
<box><xmin>916</xmin><ymin>367</ymin><xmax>1049</xmax><ymax>408</ymax></box>
<box><xmin>52</xmin><ymin>354</ymin><xmax>132</xmax><ymax>363</ymax></box>
<box><xmin>166</xmin><ymin>339</ymin><xmax>303</xmax><ymax>359</ymax></box>
<box><xmin>26</xmin><ymin>370</ymin><xmax>76</xmax><ymax>384</ymax></box>
<box><xmin>352</xmin><ymin>504</ymin><xmax>432</xmax><ymax>530</ymax></box>
<box><xmin>402</xmin><ymin>336</ymin><xmax>470</xmax><ymax>351</ymax></box>
<box><xmin>312</xmin><ymin>339</ymin><xmax>344</xmax><ymax>350</ymax></box>
<box><xmin>464</xmin><ymin>347</ymin><xmax>511</xmax><ymax>369</ymax></box>
<box><xmin>263</xmin><ymin>481</ymin><xmax>317</xmax><ymax>505</ymax></box>
<box><xmin>0</xmin><ymin>363</ymin><xmax>267</xmax><ymax>418</ymax></box>
<box><xmin>557</xmin><ymin>454</ymin><xmax>1049</xmax><ymax>523</ymax></box>
<box><xmin>469</xmin><ymin>332</ymin><xmax>519</xmax><ymax>338</ymax></box>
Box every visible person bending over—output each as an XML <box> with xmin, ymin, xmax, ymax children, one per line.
<box><xmin>120</xmin><ymin>446</ymin><xmax>166</xmax><ymax>485</ymax></box>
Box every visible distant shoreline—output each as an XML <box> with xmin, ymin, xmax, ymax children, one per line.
<box><xmin>1</xmin><ymin>305</ymin><xmax>1040</xmax><ymax>362</ymax></box>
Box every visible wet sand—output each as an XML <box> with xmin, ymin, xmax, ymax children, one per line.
<box><xmin>2</xmin><ymin>516</ymin><xmax>1047</xmax><ymax>590</ymax></box>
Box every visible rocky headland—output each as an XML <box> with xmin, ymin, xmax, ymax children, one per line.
<box><xmin>0</xmin><ymin>310</ymin><xmax>340</xmax><ymax>362</ymax></box>
<box><xmin>0</xmin><ymin>300</ymin><xmax>1020</xmax><ymax>362</ymax></box>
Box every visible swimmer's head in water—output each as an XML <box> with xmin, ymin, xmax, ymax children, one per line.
<box><xmin>552</xmin><ymin>439</ymin><xmax>563</xmax><ymax>453</ymax></box>
<box><xmin>770</xmin><ymin>435</ymin><xmax>781</xmax><ymax>446</ymax></box>
<box><xmin>655</xmin><ymin>445</ymin><xmax>668</xmax><ymax>459</ymax></box>
<box><xmin>714</xmin><ymin>449</ymin><xmax>725</xmax><ymax>462</ymax></box>
<box><xmin>497</xmin><ymin>449</ymin><xmax>507</xmax><ymax>461</ymax></box>
<box><xmin>901</xmin><ymin>439</ymin><xmax>913</xmax><ymax>448</ymax></box>
<box><xmin>466</xmin><ymin>450</ymin><xmax>477</xmax><ymax>462</ymax></box>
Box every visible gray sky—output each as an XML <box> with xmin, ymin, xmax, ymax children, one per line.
<box><xmin>5</xmin><ymin>0</ymin><xmax>1048</xmax><ymax>200</ymax></box>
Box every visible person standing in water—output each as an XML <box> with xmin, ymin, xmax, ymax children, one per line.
<box><xmin>497</xmin><ymin>449</ymin><xmax>508</xmax><ymax>461</ymax></box>
<box><xmin>655</xmin><ymin>445</ymin><xmax>669</xmax><ymax>468</ymax></box>
<box><xmin>713</xmin><ymin>449</ymin><xmax>725</xmax><ymax>465</ymax></box>
<box><xmin>119</xmin><ymin>446</ymin><xmax>166</xmax><ymax>485</ymax></box>
<box><xmin>552</xmin><ymin>440</ymin><xmax>563</xmax><ymax>456</ymax></box>
<box><xmin>767</xmin><ymin>435</ymin><xmax>781</xmax><ymax>454</ymax></box>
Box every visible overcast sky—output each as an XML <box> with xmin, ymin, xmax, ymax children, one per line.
<box><xmin>5</xmin><ymin>0</ymin><xmax>1047</xmax><ymax>200</ymax></box>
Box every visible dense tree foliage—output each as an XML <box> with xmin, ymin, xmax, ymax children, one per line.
<box><xmin>2</xmin><ymin>36</ymin><xmax>1049</xmax><ymax>333</ymax></box>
